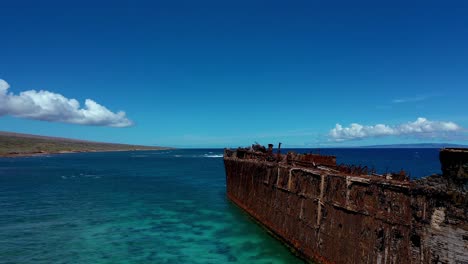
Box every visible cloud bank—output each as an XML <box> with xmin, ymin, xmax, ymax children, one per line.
<box><xmin>329</xmin><ymin>117</ymin><xmax>461</xmax><ymax>141</ymax></box>
<box><xmin>0</xmin><ymin>79</ymin><xmax>132</xmax><ymax>127</ymax></box>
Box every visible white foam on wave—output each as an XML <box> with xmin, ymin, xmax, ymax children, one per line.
<box><xmin>202</xmin><ymin>154</ymin><xmax>223</xmax><ymax>158</ymax></box>
<box><xmin>173</xmin><ymin>153</ymin><xmax>223</xmax><ymax>158</ymax></box>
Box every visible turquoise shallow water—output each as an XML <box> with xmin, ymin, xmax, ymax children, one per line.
<box><xmin>0</xmin><ymin>148</ymin><xmax>441</xmax><ymax>263</ymax></box>
<box><xmin>0</xmin><ymin>150</ymin><xmax>304</xmax><ymax>264</ymax></box>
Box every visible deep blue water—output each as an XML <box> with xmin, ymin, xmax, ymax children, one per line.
<box><xmin>0</xmin><ymin>148</ymin><xmax>441</xmax><ymax>263</ymax></box>
<box><xmin>285</xmin><ymin>148</ymin><xmax>441</xmax><ymax>178</ymax></box>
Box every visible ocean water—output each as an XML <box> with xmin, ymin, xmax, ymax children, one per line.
<box><xmin>286</xmin><ymin>148</ymin><xmax>442</xmax><ymax>178</ymax></box>
<box><xmin>0</xmin><ymin>148</ymin><xmax>441</xmax><ymax>264</ymax></box>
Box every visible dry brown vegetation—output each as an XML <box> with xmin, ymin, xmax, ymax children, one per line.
<box><xmin>0</xmin><ymin>131</ymin><xmax>169</xmax><ymax>157</ymax></box>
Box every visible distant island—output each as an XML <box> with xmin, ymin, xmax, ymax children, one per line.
<box><xmin>0</xmin><ymin>131</ymin><xmax>170</xmax><ymax>157</ymax></box>
<box><xmin>358</xmin><ymin>143</ymin><xmax>468</xmax><ymax>148</ymax></box>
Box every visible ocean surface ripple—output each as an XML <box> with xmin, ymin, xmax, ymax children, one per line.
<box><xmin>0</xmin><ymin>148</ymin><xmax>441</xmax><ymax>263</ymax></box>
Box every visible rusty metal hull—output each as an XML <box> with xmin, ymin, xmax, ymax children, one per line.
<box><xmin>224</xmin><ymin>148</ymin><xmax>468</xmax><ymax>264</ymax></box>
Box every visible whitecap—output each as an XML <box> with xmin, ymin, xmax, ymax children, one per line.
<box><xmin>203</xmin><ymin>154</ymin><xmax>223</xmax><ymax>158</ymax></box>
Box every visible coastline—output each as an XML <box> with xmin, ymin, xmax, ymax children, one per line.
<box><xmin>0</xmin><ymin>148</ymin><xmax>173</xmax><ymax>158</ymax></box>
<box><xmin>0</xmin><ymin>131</ymin><xmax>173</xmax><ymax>158</ymax></box>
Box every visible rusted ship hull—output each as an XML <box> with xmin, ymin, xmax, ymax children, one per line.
<box><xmin>223</xmin><ymin>146</ymin><xmax>468</xmax><ymax>264</ymax></box>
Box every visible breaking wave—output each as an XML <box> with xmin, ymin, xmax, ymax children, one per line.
<box><xmin>173</xmin><ymin>153</ymin><xmax>223</xmax><ymax>158</ymax></box>
<box><xmin>202</xmin><ymin>154</ymin><xmax>223</xmax><ymax>158</ymax></box>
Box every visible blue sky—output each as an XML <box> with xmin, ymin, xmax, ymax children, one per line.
<box><xmin>1</xmin><ymin>0</ymin><xmax>467</xmax><ymax>147</ymax></box>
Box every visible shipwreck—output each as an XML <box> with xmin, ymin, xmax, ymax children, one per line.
<box><xmin>223</xmin><ymin>144</ymin><xmax>468</xmax><ymax>264</ymax></box>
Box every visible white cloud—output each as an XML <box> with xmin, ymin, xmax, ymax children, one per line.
<box><xmin>329</xmin><ymin>117</ymin><xmax>461</xmax><ymax>141</ymax></box>
<box><xmin>0</xmin><ymin>79</ymin><xmax>133</xmax><ymax>127</ymax></box>
<box><xmin>391</xmin><ymin>94</ymin><xmax>439</xmax><ymax>104</ymax></box>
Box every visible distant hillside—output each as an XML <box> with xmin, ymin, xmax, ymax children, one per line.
<box><xmin>0</xmin><ymin>131</ymin><xmax>170</xmax><ymax>157</ymax></box>
<box><xmin>359</xmin><ymin>143</ymin><xmax>468</xmax><ymax>149</ymax></box>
